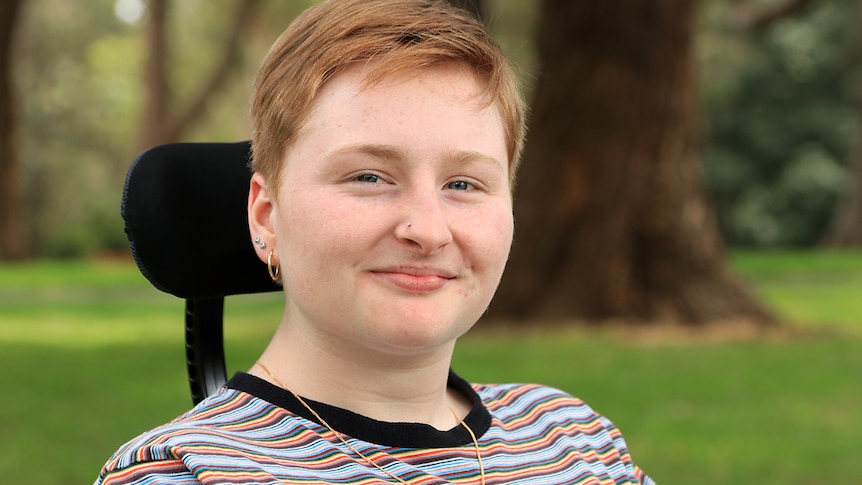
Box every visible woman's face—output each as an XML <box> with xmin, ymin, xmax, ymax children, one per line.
<box><xmin>250</xmin><ymin>62</ymin><xmax>513</xmax><ymax>357</ymax></box>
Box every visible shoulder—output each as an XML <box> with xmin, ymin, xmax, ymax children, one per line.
<box><xmin>475</xmin><ymin>382</ymin><xmax>658</xmax><ymax>484</ymax></box>
<box><xmin>474</xmin><ymin>381</ymin><xmax>602</xmax><ymax>422</ymax></box>
<box><xmin>475</xmin><ymin>381</ymin><xmax>624</xmax><ymax>441</ymax></box>
<box><xmin>97</xmin><ymin>388</ymin><xmax>277</xmax><ymax>483</ymax></box>
<box><xmin>474</xmin><ymin>383</ymin><xmax>655</xmax><ymax>484</ymax></box>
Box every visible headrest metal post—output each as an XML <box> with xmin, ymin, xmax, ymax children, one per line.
<box><xmin>185</xmin><ymin>297</ymin><xmax>227</xmax><ymax>405</ymax></box>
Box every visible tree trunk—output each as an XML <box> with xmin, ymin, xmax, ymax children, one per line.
<box><xmin>823</xmin><ymin>1</ymin><xmax>862</xmax><ymax>247</ymax></box>
<box><xmin>823</xmin><ymin>129</ymin><xmax>862</xmax><ymax>246</ymax></box>
<box><xmin>0</xmin><ymin>0</ymin><xmax>27</xmax><ymax>260</ymax></box>
<box><xmin>490</xmin><ymin>0</ymin><xmax>775</xmax><ymax>326</ymax></box>
<box><xmin>730</xmin><ymin>0</ymin><xmax>816</xmax><ymax>29</ymax></box>
<box><xmin>137</xmin><ymin>0</ymin><xmax>262</xmax><ymax>152</ymax></box>
<box><xmin>138</xmin><ymin>0</ymin><xmax>170</xmax><ymax>151</ymax></box>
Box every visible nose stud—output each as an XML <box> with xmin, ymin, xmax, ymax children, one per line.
<box><xmin>406</xmin><ymin>222</ymin><xmax>412</xmax><ymax>227</ymax></box>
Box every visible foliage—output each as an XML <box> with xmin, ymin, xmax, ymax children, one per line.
<box><xmin>699</xmin><ymin>0</ymin><xmax>862</xmax><ymax>247</ymax></box>
<box><xmin>13</xmin><ymin>0</ymin><xmax>862</xmax><ymax>257</ymax></box>
<box><xmin>1</xmin><ymin>253</ymin><xmax>860</xmax><ymax>484</ymax></box>
<box><xmin>17</xmin><ymin>0</ymin><xmax>312</xmax><ymax>258</ymax></box>
<box><xmin>18</xmin><ymin>0</ymin><xmax>134</xmax><ymax>256</ymax></box>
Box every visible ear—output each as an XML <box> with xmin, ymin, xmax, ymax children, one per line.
<box><xmin>248</xmin><ymin>172</ymin><xmax>277</xmax><ymax>264</ymax></box>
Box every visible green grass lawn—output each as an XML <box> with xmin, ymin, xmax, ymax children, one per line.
<box><xmin>1</xmin><ymin>251</ymin><xmax>860</xmax><ymax>485</ymax></box>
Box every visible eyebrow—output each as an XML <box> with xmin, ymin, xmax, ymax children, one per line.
<box><xmin>445</xmin><ymin>149</ymin><xmax>504</xmax><ymax>173</ymax></box>
<box><xmin>327</xmin><ymin>143</ymin><xmax>504</xmax><ymax>172</ymax></box>
<box><xmin>326</xmin><ymin>143</ymin><xmax>407</xmax><ymax>163</ymax></box>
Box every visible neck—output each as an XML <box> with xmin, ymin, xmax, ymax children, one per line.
<box><xmin>254</xmin><ymin>317</ymin><xmax>468</xmax><ymax>429</ymax></box>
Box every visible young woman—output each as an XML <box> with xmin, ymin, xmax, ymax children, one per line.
<box><xmin>96</xmin><ymin>1</ymin><xmax>654</xmax><ymax>483</ymax></box>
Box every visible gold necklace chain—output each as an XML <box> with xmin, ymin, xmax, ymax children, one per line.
<box><xmin>255</xmin><ymin>360</ymin><xmax>486</xmax><ymax>485</ymax></box>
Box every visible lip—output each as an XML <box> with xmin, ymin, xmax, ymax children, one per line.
<box><xmin>370</xmin><ymin>266</ymin><xmax>456</xmax><ymax>293</ymax></box>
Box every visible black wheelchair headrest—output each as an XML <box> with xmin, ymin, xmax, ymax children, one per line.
<box><xmin>121</xmin><ymin>141</ymin><xmax>281</xmax><ymax>299</ymax></box>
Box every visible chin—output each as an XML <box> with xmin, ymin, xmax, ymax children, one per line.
<box><xmin>367</xmin><ymin>312</ymin><xmax>474</xmax><ymax>354</ymax></box>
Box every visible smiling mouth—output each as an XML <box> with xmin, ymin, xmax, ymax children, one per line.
<box><xmin>371</xmin><ymin>270</ymin><xmax>455</xmax><ymax>293</ymax></box>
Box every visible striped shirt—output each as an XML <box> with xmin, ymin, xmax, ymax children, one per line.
<box><xmin>96</xmin><ymin>372</ymin><xmax>654</xmax><ymax>484</ymax></box>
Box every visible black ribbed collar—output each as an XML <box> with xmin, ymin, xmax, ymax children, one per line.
<box><xmin>227</xmin><ymin>369</ymin><xmax>491</xmax><ymax>448</ymax></box>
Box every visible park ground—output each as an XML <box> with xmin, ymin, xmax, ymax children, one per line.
<box><xmin>1</xmin><ymin>250</ymin><xmax>860</xmax><ymax>484</ymax></box>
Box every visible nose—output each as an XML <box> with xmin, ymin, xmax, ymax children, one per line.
<box><xmin>395</xmin><ymin>187</ymin><xmax>453</xmax><ymax>254</ymax></box>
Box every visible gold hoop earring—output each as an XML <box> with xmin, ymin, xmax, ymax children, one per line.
<box><xmin>267</xmin><ymin>250</ymin><xmax>280</xmax><ymax>281</ymax></box>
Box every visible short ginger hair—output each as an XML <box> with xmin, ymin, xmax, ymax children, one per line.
<box><xmin>250</xmin><ymin>0</ymin><xmax>526</xmax><ymax>194</ymax></box>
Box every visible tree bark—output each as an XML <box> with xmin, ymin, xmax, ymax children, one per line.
<box><xmin>822</xmin><ymin>0</ymin><xmax>862</xmax><ymax>246</ymax></box>
<box><xmin>490</xmin><ymin>0</ymin><xmax>775</xmax><ymax>326</ymax></box>
<box><xmin>0</xmin><ymin>0</ymin><xmax>27</xmax><ymax>260</ymax></box>
<box><xmin>138</xmin><ymin>0</ymin><xmax>262</xmax><ymax>151</ymax></box>
<box><xmin>824</xmin><ymin>126</ymin><xmax>862</xmax><ymax>245</ymax></box>
<box><xmin>138</xmin><ymin>0</ymin><xmax>170</xmax><ymax>151</ymax></box>
<box><xmin>730</xmin><ymin>0</ymin><xmax>816</xmax><ymax>30</ymax></box>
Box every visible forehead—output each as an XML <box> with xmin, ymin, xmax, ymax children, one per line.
<box><xmin>298</xmin><ymin>63</ymin><xmax>505</xmax><ymax>148</ymax></box>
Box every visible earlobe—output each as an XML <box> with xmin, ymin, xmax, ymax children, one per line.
<box><xmin>248</xmin><ymin>172</ymin><xmax>277</xmax><ymax>263</ymax></box>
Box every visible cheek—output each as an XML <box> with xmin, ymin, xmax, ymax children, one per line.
<box><xmin>277</xmin><ymin>193</ymin><xmax>370</xmax><ymax>276</ymax></box>
<box><xmin>275</xmin><ymin>195</ymin><xmax>333</xmax><ymax>280</ymax></box>
<box><xmin>463</xmin><ymin>206</ymin><xmax>514</xmax><ymax>279</ymax></box>
<box><xmin>489</xmin><ymin>201</ymin><xmax>515</xmax><ymax>255</ymax></box>
<box><xmin>454</xmin><ymin>209</ymin><xmax>512</xmax><ymax>321</ymax></box>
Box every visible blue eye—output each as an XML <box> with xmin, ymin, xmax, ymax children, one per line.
<box><xmin>356</xmin><ymin>173</ymin><xmax>380</xmax><ymax>183</ymax></box>
<box><xmin>447</xmin><ymin>180</ymin><xmax>471</xmax><ymax>191</ymax></box>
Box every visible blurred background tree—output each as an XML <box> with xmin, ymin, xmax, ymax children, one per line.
<box><xmin>702</xmin><ymin>0</ymin><xmax>861</xmax><ymax>247</ymax></box>
<box><xmin>490</xmin><ymin>0</ymin><xmax>774</xmax><ymax>325</ymax></box>
<box><xmin>2</xmin><ymin>0</ymin><xmax>859</xmax><ymax>324</ymax></box>
<box><xmin>136</xmin><ymin>0</ymin><xmax>263</xmax><ymax>151</ymax></box>
<box><xmin>10</xmin><ymin>0</ymin><xmax>316</xmax><ymax>258</ymax></box>
<box><xmin>0</xmin><ymin>0</ymin><xmax>26</xmax><ymax>260</ymax></box>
